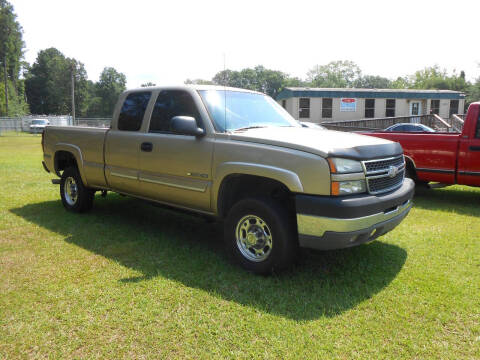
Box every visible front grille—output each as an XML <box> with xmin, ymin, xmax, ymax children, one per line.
<box><xmin>368</xmin><ymin>170</ymin><xmax>405</xmax><ymax>193</ymax></box>
<box><xmin>364</xmin><ymin>156</ymin><xmax>404</xmax><ymax>174</ymax></box>
<box><xmin>362</xmin><ymin>155</ymin><xmax>405</xmax><ymax>194</ymax></box>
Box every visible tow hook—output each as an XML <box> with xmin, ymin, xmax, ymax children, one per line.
<box><xmin>51</xmin><ymin>179</ymin><xmax>61</xmax><ymax>185</ymax></box>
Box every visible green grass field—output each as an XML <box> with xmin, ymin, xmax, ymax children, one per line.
<box><xmin>1</xmin><ymin>134</ymin><xmax>479</xmax><ymax>359</ymax></box>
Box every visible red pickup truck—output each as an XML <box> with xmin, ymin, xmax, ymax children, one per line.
<box><xmin>362</xmin><ymin>102</ymin><xmax>480</xmax><ymax>187</ymax></box>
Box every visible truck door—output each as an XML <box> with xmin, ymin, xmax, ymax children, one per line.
<box><xmin>104</xmin><ymin>91</ymin><xmax>153</xmax><ymax>194</ymax></box>
<box><xmin>457</xmin><ymin>108</ymin><xmax>480</xmax><ymax>186</ymax></box>
<box><xmin>136</xmin><ymin>90</ymin><xmax>214</xmax><ymax>212</ymax></box>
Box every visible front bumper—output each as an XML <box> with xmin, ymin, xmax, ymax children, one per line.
<box><xmin>30</xmin><ymin>127</ymin><xmax>45</xmax><ymax>133</ymax></box>
<box><xmin>296</xmin><ymin>178</ymin><xmax>414</xmax><ymax>250</ymax></box>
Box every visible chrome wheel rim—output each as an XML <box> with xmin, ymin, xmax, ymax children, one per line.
<box><xmin>235</xmin><ymin>215</ymin><xmax>273</xmax><ymax>262</ymax></box>
<box><xmin>64</xmin><ymin>176</ymin><xmax>78</xmax><ymax>206</ymax></box>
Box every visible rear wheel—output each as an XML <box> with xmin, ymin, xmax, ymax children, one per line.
<box><xmin>224</xmin><ymin>197</ymin><xmax>298</xmax><ymax>274</ymax></box>
<box><xmin>60</xmin><ymin>167</ymin><xmax>94</xmax><ymax>213</ymax></box>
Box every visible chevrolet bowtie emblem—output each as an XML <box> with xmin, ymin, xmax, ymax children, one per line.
<box><xmin>387</xmin><ymin>165</ymin><xmax>399</xmax><ymax>178</ymax></box>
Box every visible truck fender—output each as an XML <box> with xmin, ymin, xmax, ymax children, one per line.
<box><xmin>213</xmin><ymin>162</ymin><xmax>304</xmax><ymax>212</ymax></box>
<box><xmin>404</xmin><ymin>155</ymin><xmax>416</xmax><ymax>169</ymax></box>
<box><xmin>53</xmin><ymin>143</ymin><xmax>89</xmax><ymax>187</ymax></box>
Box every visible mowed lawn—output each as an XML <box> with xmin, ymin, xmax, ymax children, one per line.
<box><xmin>0</xmin><ymin>134</ymin><xmax>479</xmax><ymax>359</ymax></box>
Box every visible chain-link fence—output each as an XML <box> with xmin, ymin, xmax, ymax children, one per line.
<box><xmin>0</xmin><ymin>115</ymin><xmax>111</xmax><ymax>136</ymax></box>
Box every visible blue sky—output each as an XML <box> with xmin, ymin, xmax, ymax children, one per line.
<box><xmin>12</xmin><ymin>0</ymin><xmax>480</xmax><ymax>88</ymax></box>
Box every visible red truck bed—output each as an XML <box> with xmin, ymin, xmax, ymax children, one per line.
<box><xmin>361</xmin><ymin>103</ymin><xmax>480</xmax><ymax>187</ymax></box>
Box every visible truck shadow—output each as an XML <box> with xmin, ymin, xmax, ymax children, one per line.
<box><xmin>11</xmin><ymin>195</ymin><xmax>407</xmax><ymax>321</ymax></box>
<box><xmin>413</xmin><ymin>187</ymin><xmax>480</xmax><ymax>217</ymax></box>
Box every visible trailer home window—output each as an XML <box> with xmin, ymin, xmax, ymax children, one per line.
<box><xmin>385</xmin><ymin>99</ymin><xmax>395</xmax><ymax>117</ymax></box>
<box><xmin>322</xmin><ymin>98</ymin><xmax>333</xmax><ymax>118</ymax></box>
<box><xmin>449</xmin><ymin>100</ymin><xmax>459</xmax><ymax>117</ymax></box>
<box><xmin>365</xmin><ymin>99</ymin><xmax>375</xmax><ymax>118</ymax></box>
<box><xmin>299</xmin><ymin>98</ymin><xmax>310</xmax><ymax>118</ymax></box>
<box><xmin>430</xmin><ymin>100</ymin><xmax>440</xmax><ymax>115</ymax></box>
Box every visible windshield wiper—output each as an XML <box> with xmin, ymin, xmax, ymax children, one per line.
<box><xmin>232</xmin><ymin>125</ymin><xmax>268</xmax><ymax>132</ymax></box>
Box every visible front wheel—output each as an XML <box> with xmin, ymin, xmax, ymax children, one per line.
<box><xmin>60</xmin><ymin>167</ymin><xmax>94</xmax><ymax>213</ymax></box>
<box><xmin>224</xmin><ymin>197</ymin><xmax>298</xmax><ymax>274</ymax></box>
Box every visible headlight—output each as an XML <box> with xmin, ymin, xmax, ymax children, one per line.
<box><xmin>328</xmin><ymin>157</ymin><xmax>366</xmax><ymax>195</ymax></box>
<box><xmin>328</xmin><ymin>158</ymin><xmax>363</xmax><ymax>173</ymax></box>
<box><xmin>332</xmin><ymin>180</ymin><xmax>367</xmax><ymax>195</ymax></box>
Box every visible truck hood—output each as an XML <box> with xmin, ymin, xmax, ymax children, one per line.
<box><xmin>229</xmin><ymin>127</ymin><xmax>403</xmax><ymax>160</ymax></box>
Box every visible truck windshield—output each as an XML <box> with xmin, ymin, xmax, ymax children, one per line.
<box><xmin>32</xmin><ymin>120</ymin><xmax>47</xmax><ymax>125</ymax></box>
<box><xmin>198</xmin><ymin>90</ymin><xmax>300</xmax><ymax>132</ymax></box>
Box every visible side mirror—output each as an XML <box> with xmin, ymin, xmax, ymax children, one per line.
<box><xmin>170</xmin><ymin>116</ymin><xmax>205</xmax><ymax>137</ymax></box>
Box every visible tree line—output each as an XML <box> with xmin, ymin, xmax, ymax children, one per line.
<box><xmin>1</xmin><ymin>0</ymin><xmax>479</xmax><ymax>117</ymax></box>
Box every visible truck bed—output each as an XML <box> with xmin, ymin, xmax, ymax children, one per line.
<box><xmin>43</xmin><ymin>126</ymin><xmax>109</xmax><ymax>189</ymax></box>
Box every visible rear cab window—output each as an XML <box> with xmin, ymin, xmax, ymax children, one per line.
<box><xmin>118</xmin><ymin>92</ymin><xmax>152</xmax><ymax>131</ymax></box>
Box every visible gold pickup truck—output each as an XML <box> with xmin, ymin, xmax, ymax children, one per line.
<box><xmin>42</xmin><ymin>85</ymin><xmax>414</xmax><ymax>274</ymax></box>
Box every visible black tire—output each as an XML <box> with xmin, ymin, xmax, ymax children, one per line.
<box><xmin>405</xmin><ymin>165</ymin><xmax>415</xmax><ymax>180</ymax></box>
<box><xmin>224</xmin><ymin>197</ymin><xmax>298</xmax><ymax>275</ymax></box>
<box><xmin>405</xmin><ymin>164</ymin><xmax>429</xmax><ymax>188</ymax></box>
<box><xmin>60</xmin><ymin>166</ymin><xmax>95</xmax><ymax>213</ymax></box>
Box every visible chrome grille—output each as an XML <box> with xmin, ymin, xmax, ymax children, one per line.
<box><xmin>364</xmin><ymin>156</ymin><xmax>405</xmax><ymax>174</ymax></box>
<box><xmin>367</xmin><ymin>170</ymin><xmax>404</xmax><ymax>193</ymax></box>
<box><xmin>362</xmin><ymin>155</ymin><xmax>405</xmax><ymax>194</ymax></box>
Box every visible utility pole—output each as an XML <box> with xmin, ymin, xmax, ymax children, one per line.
<box><xmin>3</xmin><ymin>27</ymin><xmax>10</xmax><ymax>117</ymax></box>
<box><xmin>71</xmin><ymin>63</ymin><xmax>75</xmax><ymax>124</ymax></box>
<box><xmin>3</xmin><ymin>55</ymin><xmax>7</xmax><ymax>116</ymax></box>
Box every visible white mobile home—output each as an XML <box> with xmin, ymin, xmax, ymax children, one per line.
<box><xmin>276</xmin><ymin>87</ymin><xmax>465</xmax><ymax>122</ymax></box>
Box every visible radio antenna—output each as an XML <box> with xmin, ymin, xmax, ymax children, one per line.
<box><xmin>223</xmin><ymin>53</ymin><xmax>227</xmax><ymax>132</ymax></box>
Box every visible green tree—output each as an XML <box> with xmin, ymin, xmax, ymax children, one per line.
<box><xmin>467</xmin><ymin>81</ymin><xmax>480</xmax><ymax>105</ymax></box>
<box><xmin>25</xmin><ymin>48</ymin><xmax>90</xmax><ymax>115</ymax></box>
<box><xmin>410</xmin><ymin>65</ymin><xmax>469</xmax><ymax>92</ymax></box>
<box><xmin>184</xmin><ymin>79</ymin><xmax>213</xmax><ymax>85</ymax></box>
<box><xmin>0</xmin><ymin>0</ymin><xmax>28</xmax><ymax>115</ymax></box>
<box><xmin>212</xmin><ymin>69</ymin><xmax>241</xmax><ymax>87</ymax></box>
<box><xmin>466</xmin><ymin>65</ymin><xmax>480</xmax><ymax>105</ymax></box>
<box><xmin>211</xmin><ymin>65</ymin><xmax>293</xmax><ymax>98</ymax></box>
<box><xmin>87</xmin><ymin>67</ymin><xmax>126</xmax><ymax>117</ymax></box>
<box><xmin>390</xmin><ymin>76</ymin><xmax>412</xmax><ymax>89</ymax></box>
<box><xmin>282</xmin><ymin>76</ymin><xmax>307</xmax><ymax>88</ymax></box>
<box><xmin>24</xmin><ymin>48</ymin><xmax>90</xmax><ymax>116</ymax></box>
<box><xmin>307</xmin><ymin>60</ymin><xmax>361</xmax><ymax>88</ymax></box>
<box><xmin>353</xmin><ymin>75</ymin><xmax>392</xmax><ymax>89</ymax></box>
<box><xmin>70</xmin><ymin>59</ymin><xmax>90</xmax><ymax>116</ymax></box>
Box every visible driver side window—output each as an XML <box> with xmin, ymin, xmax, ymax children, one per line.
<box><xmin>149</xmin><ymin>90</ymin><xmax>201</xmax><ymax>133</ymax></box>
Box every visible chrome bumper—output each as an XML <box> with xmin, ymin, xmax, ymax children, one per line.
<box><xmin>297</xmin><ymin>199</ymin><xmax>412</xmax><ymax>250</ymax></box>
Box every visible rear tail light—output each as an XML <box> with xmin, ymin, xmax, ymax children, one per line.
<box><xmin>41</xmin><ymin>130</ymin><xmax>45</xmax><ymax>152</ymax></box>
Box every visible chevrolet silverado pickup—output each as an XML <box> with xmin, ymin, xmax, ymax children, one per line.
<box><xmin>362</xmin><ymin>102</ymin><xmax>480</xmax><ymax>188</ymax></box>
<box><xmin>42</xmin><ymin>85</ymin><xmax>414</xmax><ymax>274</ymax></box>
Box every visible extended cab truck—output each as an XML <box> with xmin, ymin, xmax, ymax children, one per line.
<box><xmin>42</xmin><ymin>85</ymin><xmax>414</xmax><ymax>274</ymax></box>
<box><xmin>362</xmin><ymin>102</ymin><xmax>480</xmax><ymax>188</ymax></box>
